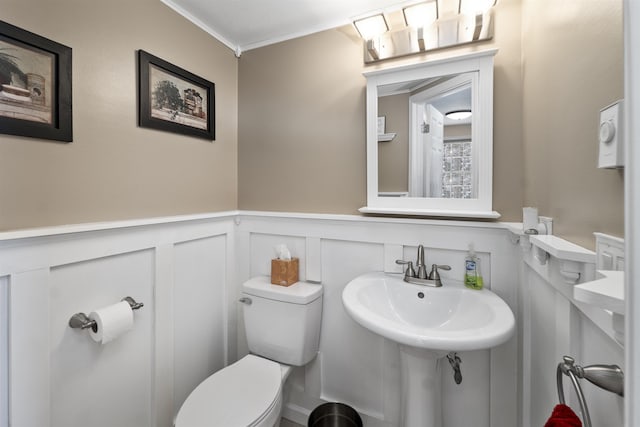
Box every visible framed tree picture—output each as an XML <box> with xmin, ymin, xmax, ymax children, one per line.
<box><xmin>0</xmin><ymin>20</ymin><xmax>72</xmax><ymax>142</ymax></box>
<box><xmin>138</xmin><ymin>50</ymin><xmax>215</xmax><ymax>140</ymax></box>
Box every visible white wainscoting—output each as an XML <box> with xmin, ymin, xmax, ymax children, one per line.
<box><xmin>0</xmin><ymin>214</ymin><xmax>236</xmax><ymax>427</ymax></box>
<box><xmin>0</xmin><ymin>276</ymin><xmax>8</xmax><ymax>427</ymax></box>
<box><xmin>235</xmin><ymin>212</ymin><xmax>520</xmax><ymax>427</ymax></box>
<box><xmin>0</xmin><ymin>211</ymin><xmax>521</xmax><ymax>427</ymax></box>
<box><xmin>520</xmin><ymin>242</ymin><xmax>624</xmax><ymax>427</ymax></box>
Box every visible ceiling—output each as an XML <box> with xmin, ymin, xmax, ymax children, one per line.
<box><xmin>161</xmin><ymin>0</ymin><xmax>420</xmax><ymax>55</ymax></box>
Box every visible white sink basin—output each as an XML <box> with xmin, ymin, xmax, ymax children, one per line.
<box><xmin>343</xmin><ymin>271</ymin><xmax>516</xmax><ymax>426</ymax></box>
<box><xmin>342</xmin><ymin>272</ymin><xmax>515</xmax><ymax>352</ymax></box>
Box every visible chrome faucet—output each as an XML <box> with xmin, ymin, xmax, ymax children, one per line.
<box><xmin>416</xmin><ymin>245</ymin><xmax>427</xmax><ymax>279</ymax></box>
<box><xmin>396</xmin><ymin>245</ymin><xmax>450</xmax><ymax>287</ymax></box>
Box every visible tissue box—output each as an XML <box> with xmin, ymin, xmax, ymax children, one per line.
<box><xmin>271</xmin><ymin>258</ymin><xmax>299</xmax><ymax>286</ymax></box>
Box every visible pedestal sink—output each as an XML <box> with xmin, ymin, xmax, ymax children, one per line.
<box><xmin>342</xmin><ymin>272</ymin><xmax>515</xmax><ymax>427</ymax></box>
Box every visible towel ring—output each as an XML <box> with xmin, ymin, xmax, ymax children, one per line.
<box><xmin>557</xmin><ymin>357</ymin><xmax>592</xmax><ymax>427</ymax></box>
<box><xmin>557</xmin><ymin>354</ymin><xmax>625</xmax><ymax>427</ymax></box>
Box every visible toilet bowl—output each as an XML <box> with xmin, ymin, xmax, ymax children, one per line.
<box><xmin>175</xmin><ymin>277</ymin><xmax>323</xmax><ymax>427</ymax></box>
<box><xmin>175</xmin><ymin>355</ymin><xmax>291</xmax><ymax>427</ymax></box>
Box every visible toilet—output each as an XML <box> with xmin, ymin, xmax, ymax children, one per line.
<box><xmin>175</xmin><ymin>276</ymin><xmax>323</xmax><ymax>427</ymax></box>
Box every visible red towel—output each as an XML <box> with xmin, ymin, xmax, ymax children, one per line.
<box><xmin>544</xmin><ymin>404</ymin><xmax>582</xmax><ymax>427</ymax></box>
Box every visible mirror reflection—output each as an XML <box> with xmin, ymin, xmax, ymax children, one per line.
<box><xmin>377</xmin><ymin>73</ymin><xmax>474</xmax><ymax>199</ymax></box>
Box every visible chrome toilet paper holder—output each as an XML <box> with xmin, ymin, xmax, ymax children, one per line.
<box><xmin>68</xmin><ymin>296</ymin><xmax>144</xmax><ymax>332</ymax></box>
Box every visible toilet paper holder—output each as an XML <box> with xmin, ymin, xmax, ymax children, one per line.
<box><xmin>68</xmin><ymin>296</ymin><xmax>144</xmax><ymax>332</ymax></box>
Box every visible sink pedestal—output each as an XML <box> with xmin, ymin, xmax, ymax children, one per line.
<box><xmin>342</xmin><ymin>272</ymin><xmax>515</xmax><ymax>426</ymax></box>
<box><xmin>399</xmin><ymin>345</ymin><xmax>446</xmax><ymax>427</ymax></box>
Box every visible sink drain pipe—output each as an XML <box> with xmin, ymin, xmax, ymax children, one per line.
<box><xmin>447</xmin><ymin>352</ymin><xmax>462</xmax><ymax>384</ymax></box>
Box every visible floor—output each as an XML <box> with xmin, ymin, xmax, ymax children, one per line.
<box><xmin>280</xmin><ymin>418</ymin><xmax>304</xmax><ymax>427</ymax></box>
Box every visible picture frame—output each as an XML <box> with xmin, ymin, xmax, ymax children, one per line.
<box><xmin>0</xmin><ymin>20</ymin><xmax>72</xmax><ymax>142</ymax></box>
<box><xmin>138</xmin><ymin>50</ymin><xmax>215</xmax><ymax>140</ymax></box>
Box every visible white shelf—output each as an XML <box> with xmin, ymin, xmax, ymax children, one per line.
<box><xmin>529</xmin><ymin>235</ymin><xmax>595</xmax><ymax>263</ymax></box>
<box><xmin>378</xmin><ymin>192</ymin><xmax>408</xmax><ymax>197</ymax></box>
<box><xmin>359</xmin><ymin>206</ymin><xmax>501</xmax><ymax>219</ymax></box>
<box><xmin>378</xmin><ymin>133</ymin><xmax>397</xmax><ymax>142</ymax></box>
<box><xmin>574</xmin><ymin>270</ymin><xmax>625</xmax><ymax>314</ymax></box>
<box><xmin>504</xmin><ymin>222</ymin><xmax>526</xmax><ymax>236</ymax></box>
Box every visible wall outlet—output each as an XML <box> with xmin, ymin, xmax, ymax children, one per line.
<box><xmin>598</xmin><ymin>100</ymin><xmax>624</xmax><ymax>169</ymax></box>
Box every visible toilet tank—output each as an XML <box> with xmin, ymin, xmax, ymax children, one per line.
<box><xmin>241</xmin><ymin>277</ymin><xmax>323</xmax><ymax>366</ymax></box>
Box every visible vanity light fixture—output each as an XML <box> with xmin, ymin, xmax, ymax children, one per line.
<box><xmin>445</xmin><ymin>110</ymin><xmax>472</xmax><ymax>120</ymax></box>
<box><xmin>436</xmin><ymin>0</ymin><xmax>460</xmax><ymax>18</ymax></box>
<box><xmin>403</xmin><ymin>1</ymin><xmax>438</xmax><ymax>28</ymax></box>
<box><xmin>459</xmin><ymin>0</ymin><xmax>497</xmax><ymax>15</ymax></box>
<box><xmin>404</xmin><ymin>1</ymin><xmax>438</xmax><ymax>51</ymax></box>
<box><xmin>366</xmin><ymin>39</ymin><xmax>380</xmax><ymax>60</ymax></box>
<box><xmin>353</xmin><ymin>14</ymin><xmax>389</xmax><ymax>40</ymax></box>
<box><xmin>354</xmin><ymin>13</ymin><xmax>389</xmax><ymax>60</ymax></box>
<box><xmin>356</xmin><ymin>0</ymin><xmax>497</xmax><ymax>63</ymax></box>
<box><xmin>417</xmin><ymin>27</ymin><xmax>427</xmax><ymax>51</ymax></box>
<box><xmin>459</xmin><ymin>0</ymin><xmax>496</xmax><ymax>40</ymax></box>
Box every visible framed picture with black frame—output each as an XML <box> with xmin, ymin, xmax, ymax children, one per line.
<box><xmin>138</xmin><ymin>50</ymin><xmax>215</xmax><ymax>140</ymax></box>
<box><xmin>0</xmin><ymin>20</ymin><xmax>72</xmax><ymax>142</ymax></box>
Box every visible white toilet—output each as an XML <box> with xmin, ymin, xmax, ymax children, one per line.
<box><xmin>175</xmin><ymin>276</ymin><xmax>323</xmax><ymax>427</ymax></box>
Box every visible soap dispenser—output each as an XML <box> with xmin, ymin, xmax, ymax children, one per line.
<box><xmin>464</xmin><ymin>243</ymin><xmax>484</xmax><ymax>290</ymax></box>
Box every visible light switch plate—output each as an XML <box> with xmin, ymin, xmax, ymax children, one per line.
<box><xmin>598</xmin><ymin>100</ymin><xmax>624</xmax><ymax>168</ymax></box>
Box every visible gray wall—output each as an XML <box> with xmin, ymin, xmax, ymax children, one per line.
<box><xmin>238</xmin><ymin>0</ymin><xmax>525</xmax><ymax>221</ymax></box>
<box><xmin>521</xmin><ymin>0</ymin><xmax>623</xmax><ymax>248</ymax></box>
<box><xmin>238</xmin><ymin>27</ymin><xmax>367</xmax><ymax>214</ymax></box>
<box><xmin>0</xmin><ymin>0</ymin><xmax>238</xmax><ymax>231</ymax></box>
<box><xmin>239</xmin><ymin>0</ymin><xmax>624</xmax><ymax>248</ymax></box>
<box><xmin>0</xmin><ymin>0</ymin><xmax>624</xmax><ymax>249</ymax></box>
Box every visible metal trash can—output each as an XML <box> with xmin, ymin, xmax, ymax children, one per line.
<box><xmin>308</xmin><ymin>402</ymin><xmax>363</xmax><ymax>427</ymax></box>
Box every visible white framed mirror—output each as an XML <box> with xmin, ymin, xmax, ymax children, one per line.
<box><xmin>360</xmin><ymin>49</ymin><xmax>499</xmax><ymax>218</ymax></box>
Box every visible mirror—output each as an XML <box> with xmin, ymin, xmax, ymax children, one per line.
<box><xmin>378</xmin><ymin>73</ymin><xmax>474</xmax><ymax>198</ymax></box>
<box><xmin>360</xmin><ymin>49</ymin><xmax>499</xmax><ymax>218</ymax></box>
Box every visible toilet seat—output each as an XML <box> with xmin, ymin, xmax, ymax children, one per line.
<box><xmin>175</xmin><ymin>355</ymin><xmax>283</xmax><ymax>427</ymax></box>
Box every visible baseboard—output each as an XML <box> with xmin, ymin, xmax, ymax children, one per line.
<box><xmin>282</xmin><ymin>402</ymin><xmax>310</xmax><ymax>426</ymax></box>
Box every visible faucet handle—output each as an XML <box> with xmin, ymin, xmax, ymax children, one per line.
<box><xmin>428</xmin><ymin>264</ymin><xmax>451</xmax><ymax>286</ymax></box>
<box><xmin>396</xmin><ymin>260</ymin><xmax>416</xmax><ymax>278</ymax></box>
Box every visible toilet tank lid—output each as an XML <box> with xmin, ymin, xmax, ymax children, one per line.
<box><xmin>242</xmin><ymin>276</ymin><xmax>323</xmax><ymax>304</ymax></box>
